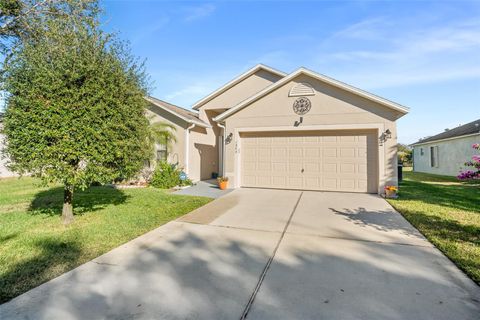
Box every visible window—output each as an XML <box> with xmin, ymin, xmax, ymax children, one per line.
<box><xmin>156</xmin><ymin>136</ymin><xmax>168</xmax><ymax>162</ymax></box>
<box><xmin>430</xmin><ymin>146</ymin><xmax>439</xmax><ymax>168</ymax></box>
<box><xmin>420</xmin><ymin>148</ymin><xmax>424</xmax><ymax>156</ymax></box>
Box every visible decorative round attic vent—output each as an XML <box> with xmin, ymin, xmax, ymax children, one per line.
<box><xmin>293</xmin><ymin>97</ymin><xmax>311</xmax><ymax>115</ymax></box>
<box><xmin>289</xmin><ymin>82</ymin><xmax>315</xmax><ymax>97</ymax></box>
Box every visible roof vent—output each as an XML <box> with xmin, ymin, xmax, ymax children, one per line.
<box><xmin>289</xmin><ymin>82</ymin><xmax>315</xmax><ymax>97</ymax></box>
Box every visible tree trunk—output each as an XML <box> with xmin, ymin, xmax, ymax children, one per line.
<box><xmin>62</xmin><ymin>185</ymin><xmax>74</xmax><ymax>225</ymax></box>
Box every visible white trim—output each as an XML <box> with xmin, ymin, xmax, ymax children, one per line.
<box><xmin>233</xmin><ymin>123</ymin><xmax>386</xmax><ymax>194</ymax></box>
<box><xmin>214</xmin><ymin>67</ymin><xmax>410</xmax><ymax>122</ymax></box>
<box><xmin>191</xmin><ymin>64</ymin><xmax>287</xmax><ymax>110</ymax></box>
<box><xmin>146</xmin><ymin>97</ymin><xmax>211</xmax><ymax>128</ymax></box>
<box><xmin>411</xmin><ymin>132</ymin><xmax>480</xmax><ymax>146</ymax></box>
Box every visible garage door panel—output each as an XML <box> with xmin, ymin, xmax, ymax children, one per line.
<box><xmin>340</xmin><ymin>148</ymin><xmax>355</xmax><ymax>157</ymax></box>
<box><xmin>304</xmin><ymin>147</ymin><xmax>320</xmax><ymax>157</ymax></box>
<box><xmin>288</xmin><ymin>148</ymin><xmax>303</xmax><ymax>157</ymax></box>
<box><xmin>243</xmin><ymin>148</ymin><xmax>257</xmax><ymax>159</ymax></box>
<box><xmin>257</xmin><ymin>161</ymin><xmax>271</xmax><ymax>171</ymax></box>
<box><xmin>324</xmin><ymin>163</ymin><xmax>337</xmax><ymax>173</ymax></box>
<box><xmin>323</xmin><ymin>148</ymin><xmax>337</xmax><ymax>157</ymax></box>
<box><xmin>322</xmin><ymin>136</ymin><xmax>338</xmax><ymax>143</ymax></box>
<box><xmin>272</xmin><ymin>162</ymin><xmax>287</xmax><ymax>172</ymax></box>
<box><xmin>241</xmin><ymin>131</ymin><xmax>378</xmax><ymax>193</ymax></box>
<box><xmin>272</xmin><ymin>147</ymin><xmax>287</xmax><ymax>157</ymax></box>
<box><xmin>288</xmin><ymin>162</ymin><xmax>303</xmax><ymax>172</ymax></box>
<box><xmin>272</xmin><ymin>176</ymin><xmax>287</xmax><ymax>186</ymax></box>
<box><xmin>304</xmin><ymin>162</ymin><xmax>321</xmax><ymax>173</ymax></box>
<box><xmin>288</xmin><ymin>177</ymin><xmax>303</xmax><ymax>188</ymax></box>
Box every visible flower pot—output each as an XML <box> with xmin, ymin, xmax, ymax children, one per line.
<box><xmin>218</xmin><ymin>181</ymin><xmax>228</xmax><ymax>190</ymax></box>
<box><xmin>385</xmin><ymin>189</ymin><xmax>397</xmax><ymax>198</ymax></box>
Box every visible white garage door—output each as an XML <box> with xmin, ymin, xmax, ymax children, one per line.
<box><xmin>241</xmin><ymin>130</ymin><xmax>378</xmax><ymax>193</ymax></box>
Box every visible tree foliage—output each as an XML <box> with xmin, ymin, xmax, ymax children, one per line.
<box><xmin>1</xmin><ymin>0</ymin><xmax>151</xmax><ymax>223</ymax></box>
<box><xmin>147</xmin><ymin>120</ymin><xmax>177</xmax><ymax>159</ymax></box>
<box><xmin>397</xmin><ymin>143</ymin><xmax>412</xmax><ymax>165</ymax></box>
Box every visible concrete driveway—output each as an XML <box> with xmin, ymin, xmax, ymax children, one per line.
<box><xmin>1</xmin><ymin>189</ymin><xmax>479</xmax><ymax>319</ymax></box>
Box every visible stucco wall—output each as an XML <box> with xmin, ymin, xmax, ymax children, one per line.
<box><xmin>413</xmin><ymin>134</ymin><xmax>480</xmax><ymax>176</ymax></box>
<box><xmin>147</xmin><ymin>104</ymin><xmax>220</xmax><ymax>182</ymax></box>
<box><xmin>199</xmin><ymin>69</ymin><xmax>283</xmax><ymax>111</ymax></box>
<box><xmin>189</xmin><ymin>109</ymin><xmax>221</xmax><ymax>181</ymax></box>
<box><xmin>221</xmin><ymin>74</ymin><xmax>403</xmax><ymax>193</ymax></box>
<box><xmin>191</xmin><ymin>69</ymin><xmax>284</xmax><ymax>181</ymax></box>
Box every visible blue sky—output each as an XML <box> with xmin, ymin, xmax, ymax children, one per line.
<box><xmin>108</xmin><ymin>1</ymin><xmax>476</xmax><ymax>143</ymax></box>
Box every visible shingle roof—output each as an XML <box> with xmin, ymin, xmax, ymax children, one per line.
<box><xmin>412</xmin><ymin>118</ymin><xmax>480</xmax><ymax>145</ymax></box>
<box><xmin>145</xmin><ymin>96</ymin><xmax>210</xmax><ymax>128</ymax></box>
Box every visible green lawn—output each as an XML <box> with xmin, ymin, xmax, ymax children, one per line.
<box><xmin>387</xmin><ymin>169</ymin><xmax>480</xmax><ymax>284</ymax></box>
<box><xmin>0</xmin><ymin>177</ymin><xmax>211</xmax><ymax>303</ymax></box>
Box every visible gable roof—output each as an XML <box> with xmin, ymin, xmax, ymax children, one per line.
<box><xmin>191</xmin><ymin>64</ymin><xmax>287</xmax><ymax>110</ymax></box>
<box><xmin>411</xmin><ymin>118</ymin><xmax>480</xmax><ymax>146</ymax></box>
<box><xmin>145</xmin><ymin>96</ymin><xmax>210</xmax><ymax>128</ymax></box>
<box><xmin>213</xmin><ymin>67</ymin><xmax>410</xmax><ymax>122</ymax></box>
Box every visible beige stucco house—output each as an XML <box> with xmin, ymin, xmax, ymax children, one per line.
<box><xmin>411</xmin><ymin>119</ymin><xmax>480</xmax><ymax>176</ymax></box>
<box><xmin>148</xmin><ymin>64</ymin><xmax>409</xmax><ymax>194</ymax></box>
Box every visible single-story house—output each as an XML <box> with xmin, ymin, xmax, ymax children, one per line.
<box><xmin>147</xmin><ymin>64</ymin><xmax>409</xmax><ymax>194</ymax></box>
<box><xmin>411</xmin><ymin>119</ymin><xmax>480</xmax><ymax>176</ymax></box>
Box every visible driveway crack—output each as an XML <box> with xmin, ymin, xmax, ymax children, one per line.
<box><xmin>239</xmin><ymin>191</ymin><xmax>304</xmax><ymax>320</ymax></box>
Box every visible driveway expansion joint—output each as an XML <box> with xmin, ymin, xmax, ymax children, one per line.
<box><xmin>239</xmin><ymin>191</ymin><xmax>304</xmax><ymax>320</ymax></box>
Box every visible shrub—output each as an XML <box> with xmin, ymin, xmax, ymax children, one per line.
<box><xmin>150</xmin><ymin>161</ymin><xmax>180</xmax><ymax>189</ymax></box>
<box><xmin>457</xmin><ymin>144</ymin><xmax>480</xmax><ymax>180</ymax></box>
<box><xmin>149</xmin><ymin>161</ymin><xmax>192</xmax><ymax>189</ymax></box>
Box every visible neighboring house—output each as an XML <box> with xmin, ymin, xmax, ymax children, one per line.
<box><xmin>149</xmin><ymin>64</ymin><xmax>409</xmax><ymax>194</ymax></box>
<box><xmin>411</xmin><ymin>119</ymin><xmax>480</xmax><ymax>176</ymax></box>
<box><xmin>0</xmin><ymin>113</ymin><xmax>17</xmax><ymax>178</ymax></box>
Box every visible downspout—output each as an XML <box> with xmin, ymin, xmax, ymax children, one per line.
<box><xmin>217</xmin><ymin>122</ymin><xmax>226</xmax><ymax>177</ymax></box>
<box><xmin>185</xmin><ymin>123</ymin><xmax>195</xmax><ymax>175</ymax></box>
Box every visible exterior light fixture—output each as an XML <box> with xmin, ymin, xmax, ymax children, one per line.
<box><xmin>379</xmin><ymin>129</ymin><xmax>392</xmax><ymax>146</ymax></box>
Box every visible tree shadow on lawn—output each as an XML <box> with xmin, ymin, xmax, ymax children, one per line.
<box><xmin>28</xmin><ymin>186</ymin><xmax>129</xmax><ymax>216</ymax></box>
<box><xmin>0</xmin><ymin>237</ymin><xmax>82</xmax><ymax>304</ymax></box>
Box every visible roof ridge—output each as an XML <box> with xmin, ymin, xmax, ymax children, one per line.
<box><xmin>191</xmin><ymin>64</ymin><xmax>287</xmax><ymax>110</ymax></box>
<box><xmin>412</xmin><ymin>118</ymin><xmax>480</xmax><ymax>145</ymax></box>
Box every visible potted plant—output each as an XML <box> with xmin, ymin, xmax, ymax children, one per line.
<box><xmin>217</xmin><ymin>176</ymin><xmax>229</xmax><ymax>190</ymax></box>
<box><xmin>384</xmin><ymin>185</ymin><xmax>398</xmax><ymax>198</ymax></box>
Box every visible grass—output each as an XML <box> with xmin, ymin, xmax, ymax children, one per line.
<box><xmin>387</xmin><ymin>168</ymin><xmax>480</xmax><ymax>284</ymax></box>
<box><xmin>0</xmin><ymin>177</ymin><xmax>211</xmax><ymax>304</ymax></box>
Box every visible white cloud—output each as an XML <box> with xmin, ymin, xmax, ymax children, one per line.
<box><xmin>314</xmin><ymin>18</ymin><xmax>480</xmax><ymax>89</ymax></box>
<box><xmin>183</xmin><ymin>3</ymin><xmax>216</xmax><ymax>22</ymax></box>
<box><xmin>331</xmin><ymin>17</ymin><xmax>390</xmax><ymax>40</ymax></box>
